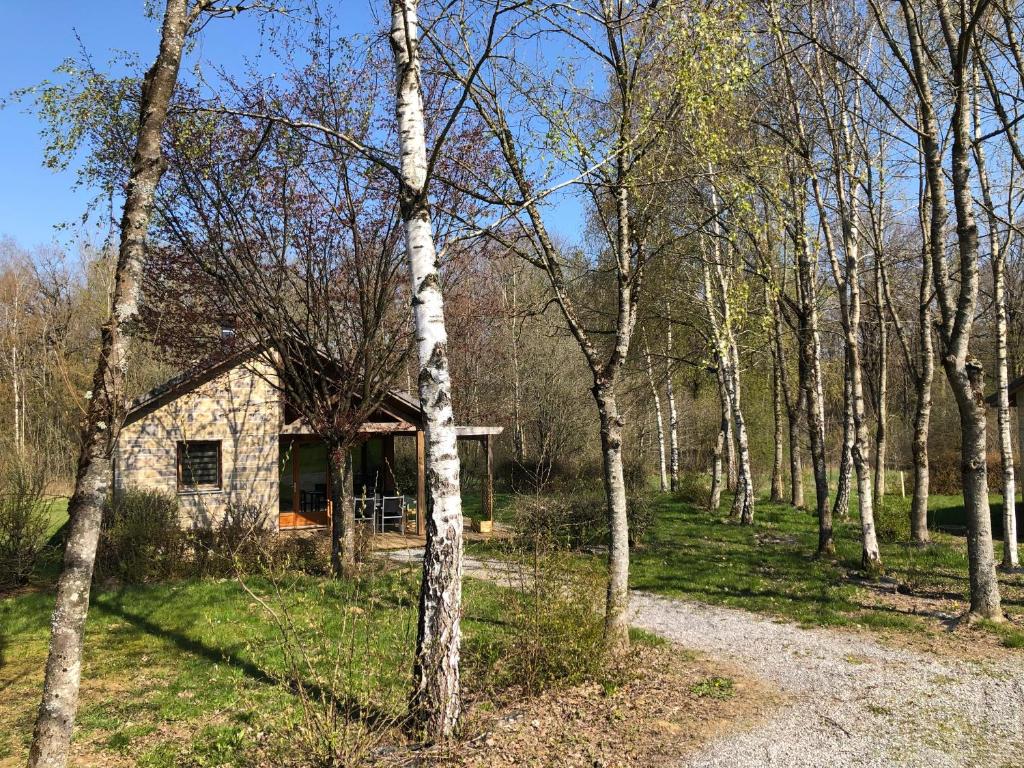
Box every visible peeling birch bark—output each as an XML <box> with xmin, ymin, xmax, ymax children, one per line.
<box><xmin>389</xmin><ymin>0</ymin><xmax>465</xmax><ymax>737</ymax></box>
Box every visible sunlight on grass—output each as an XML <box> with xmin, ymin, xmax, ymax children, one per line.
<box><xmin>630</xmin><ymin>492</ymin><xmax>1024</xmax><ymax>638</ymax></box>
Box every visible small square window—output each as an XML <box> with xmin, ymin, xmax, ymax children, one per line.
<box><xmin>177</xmin><ymin>440</ymin><xmax>221</xmax><ymax>490</ymax></box>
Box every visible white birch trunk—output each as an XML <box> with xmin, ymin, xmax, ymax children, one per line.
<box><xmin>645</xmin><ymin>341</ymin><xmax>668</xmax><ymax>492</ymax></box>
<box><xmin>665</xmin><ymin>313</ymin><xmax>680</xmax><ymax>492</ymax></box>
<box><xmin>390</xmin><ymin>0</ymin><xmax>464</xmax><ymax>737</ymax></box>
<box><xmin>973</xmin><ymin>89</ymin><xmax>1019</xmax><ymax>569</ymax></box>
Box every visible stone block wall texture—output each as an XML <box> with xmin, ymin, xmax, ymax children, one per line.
<box><xmin>114</xmin><ymin>359</ymin><xmax>282</xmax><ymax>530</ymax></box>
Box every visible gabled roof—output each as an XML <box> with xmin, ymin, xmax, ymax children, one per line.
<box><xmin>124</xmin><ymin>345</ymin><xmax>424</xmax><ymax>428</ymax></box>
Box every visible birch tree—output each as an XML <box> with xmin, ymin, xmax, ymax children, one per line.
<box><xmin>28</xmin><ymin>2</ymin><xmax>235</xmax><ymax>764</ymax></box>
<box><xmin>644</xmin><ymin>337</ymin><xmax>669</xmax><ymax>492</ymax></box>
<box><xmin>442</xmin><ymin>0</ymin><xmax>750</xmax><ymax>651</ymax></box>
<box><xmin>972</xmin><ymin>65</ymin><xmax>1020</xmax><ymax>569</ymax></box>
<box><xmin>388</xmin><ymin>0</ymin><xmax>466</xmax><ymax>735</ymax></box>
<box><xmin>869</xmin><ymin>0</ymin><xmax>1003</xmax><ymax>618</ymax></box>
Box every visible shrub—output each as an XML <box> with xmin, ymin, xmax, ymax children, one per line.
<box><xmin>511</xmin><ymin>488</ymin><xmax>655</xmax><ymax>551</ymax></box>
<box><xmin>672</xmin><ymin>471</ymin><xmax>713</xmax><ymax>507</ymax></box>
<box><xmin>190</xmin><ymin>502</ymin><xmax>273</xmax><ymax>576</ymax></box>
<box><xmin>96</xmin><ymin>487</ymin><xmax>186</xmax><ymax>583</ymax></box>
<box><xmin>0</xmin><ymin>455</ymin><xmax>52</xmax><ymax>589</ymax></box>
<box><xmin>269</xmin><ymin>532</ymin><xmax>332</xmax><ymax>577</ymax></box>
<box><xmin>467</xmin><ymin>544</ymin><xmax>607</xmax><ymax>695</ymax></box>
<box><xmin>874</xmin><ymin>497</ymin><xmax>910</xmax><ymax>544</ymax></box>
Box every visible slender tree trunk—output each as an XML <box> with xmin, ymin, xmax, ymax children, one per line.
<box><xmin>506</xmin><ymin>268</ymin><xmax>526</xmax><ymax>465</ymax></box>
<box><xmin>710</xmin><ymin>421</ymin><xmax>724</xmax><ymax>511</ymax></box>
<box><xmin>994</xmin><ymin>252</ymin><xmax>1018</xmax><ymax>568</ymax></box>
<box><xmin>770</xmin><ymin>322</ymin><xmax>786</xmax><ymax>503</ymax></box>
<box><xmin>794</xmin><ymin>195</ymin><xmax>832</xmax><ymax>555</ymax></box>
<box><xmin>665</xmin><ymin>306</ymin><xmax>680</xmax><ymax>492</ymax></box>
<box><xmin>972</xmin><ymin>83</ymin><xmax>1018</xmax><ymax>570</ymax></box>
<box><xmin>390</xmin><ymin>0</ymin><xmax>464</xmax><ymax>737</ymax></box>
<box><xmin>329</xmin><ymin>444</ymin><xmax>356</xmax><ymax>577</ymax></box>
<box><xmin>777</xmin><ymin>303</ymin><xmax>804</xmax><ymax>509</ymax></box>
<box><xmin>905</xmin><ymin>139</ymin><xmax>935</xmax><ymax>546</ymax></box>
<box><xmin>725</xmin><ymin>411</ymin><xmax>737</xmax><ymax>492</ymax></box>
<box><xmin>833</xmin><ymin>349</ymin><xmax>854</xmax><ymax>521</ymax></box>
<box><xmin>644</xmin><ymin>341</ymin><xmax>668</xmax><ymax>492</ymax></box>
<box><xmin>30</xmin><ymin>3</ymin><xmax>191</xmax><ymax>765</ymax></box>
<box><xmin>666</xmin><ymin>370</ymin><xmax>680</xmax><ymax>493</ymax></box>
<box><xmin>714</xmin><ymin>362</ymin><xmax>733</xmax><ymax>512</ymax></box>
<box><xmin>12</xmin><ymin>346</ymin><xmax>22</xmax><ymax>456</ymax></box>
<box><xmin>593</xmin><ymin>382</ymin><xmax>630</xmax><ymax>654</ymax></box>
<box><xmin>873</xmin><ymin>258</ymin><xmax>889</xmax><ymax>507</ymax></box>
<box><xmin>908</xmin><ymin>228</ymin><xmax>934</xmax><ymax>546</ymax></box>
<box><xmin>726</xmin><ymin>343</ymin><xmax>754</xmax><ymax>524</ymax></box>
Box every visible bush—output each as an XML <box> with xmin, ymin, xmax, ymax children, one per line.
<box><xmin>874</xmin><ymin>497</ymin><xmax>911</xmax><ymax>544</ymax></box>
<box><xmin>190</xmin><ymin>502</ymin><xmax>273</xmax><ymax>576</ymax></box>
<box><xmin>0</xmin><ymin>455</ymin><xmax>52</xmax><ymax>589</ymax></box>
<box><xmin>672</xmin><ymin>472</ymin><xmax>712</xmax><ymax>507</ymax></box>
<box><xmin>511</xmin><ymin>488</ymin><xmax>655</xmax><ymax>551</ymax></box>
<box><xmin>467</xmin><ymin>544</ymin><xmax>607</xmax><ymax>695</ymax></box>
<box><xmin>97</xmin><ymin>487</ymin><xmax>186</xmax><ymax>583</ymax></box>
<box><xmin>269</xmin><ymin>533</ymin><xmax>332</xmax><ymax>577</ymax></box>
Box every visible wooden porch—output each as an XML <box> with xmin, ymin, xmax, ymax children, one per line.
<box><xmin>277</xmin><ymin>403</ymin><xmax>503</xmax><ymax>535</ymax></box>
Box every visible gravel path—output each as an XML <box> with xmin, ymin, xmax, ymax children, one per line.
<box><xmin>634</xmin><ymin>592</ymin><xmax>1024</xmax><ymax>768</ymax></box>
<box><xmin>385</xmin><ymin>549</ymin><xmax>1024</xmax><ymax>767</ymax></box>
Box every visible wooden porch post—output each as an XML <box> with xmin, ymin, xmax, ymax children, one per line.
<box><xmin>292</xmin><ymin>440</ymin><xmax>301</xmax><ymax>518</ymax></box>
<box><xmin>484</xmin><ymin>435</ymin><xmax>494</xmax><ymax>523</ymax></box>
<box><xmin>416</xmin><ymin>429</ymin><xmax>426</xmax><ymax>536</ymax></box>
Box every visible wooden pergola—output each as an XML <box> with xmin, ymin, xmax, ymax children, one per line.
<box><xmin>279</xmin><ymin>388</ymin><xmax>503</xmax><ymax>533</ymax></box>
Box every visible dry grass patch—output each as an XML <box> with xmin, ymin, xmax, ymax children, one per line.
<box><xmin>417</xmin><ymin>645</ymin><xmax>781</xmax><ymax>768</ymax></box>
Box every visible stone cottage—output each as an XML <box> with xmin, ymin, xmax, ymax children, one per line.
<box><xmin>114</xmin><ymin>349</ymin><xmax>501</xmax><ymax>533</ymax></box>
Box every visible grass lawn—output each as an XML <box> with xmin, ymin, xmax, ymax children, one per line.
<box><xmin>629</xmin><ymin>492</ymin><xmax>1024</xmax><ymax>646</ymax></box>
<box><xmin>0</xmin><ymin>563</ymin><xmax>516</xmax><ymax>767</ymax></box>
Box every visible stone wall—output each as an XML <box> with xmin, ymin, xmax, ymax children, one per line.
<box><xmin>114</xmin><ymin>359</ymin><xmax>282</xmax><ymax>530</ymax></box>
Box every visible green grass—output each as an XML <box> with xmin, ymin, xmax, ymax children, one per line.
<box><xmin>629</xmin><ymin>492</ymin><xmax>1024</xmax><ymax>638</ymax></box>
<box><xmin>0</xmin><ymin>565</ymin><xmax>520</xmax><ymax>766</ymax></box>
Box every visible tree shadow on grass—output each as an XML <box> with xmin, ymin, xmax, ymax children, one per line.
<box><xmin>93</xmin><ymin>592</ymin><xmax>400</xmax><ymax>732</ymax></box>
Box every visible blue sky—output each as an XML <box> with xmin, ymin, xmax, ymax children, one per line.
<box><xmin>0</xmin><ymin>1</ymin><xmax>583</xmax><ymax>253</ymax></box>
<box><xmin>0</xmin><ymin>1</ymin><xmax>298</xmax><ymax>250</ymax></box>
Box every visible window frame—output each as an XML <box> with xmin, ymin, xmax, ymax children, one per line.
<box><xmin>176</xmin><ymin>439</ymin><xmax>222</xmax><ymax>492</ymax></box>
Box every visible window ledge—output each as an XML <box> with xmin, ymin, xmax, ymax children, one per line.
<box><xmin>178</xmin><ymin>487</ymin><xmax>223</xmax><ymax>496</ymax></box>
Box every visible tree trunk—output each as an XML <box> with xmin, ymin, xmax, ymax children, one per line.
<box><xmin>770</xmin><ymin>316</ymin><xmax>786</xmax><ymax>503</ymax></box>
<box><xmin>329</xmin><ymin>444</ymin><xmax>356</xmax><ymax>577</ymax></box>
<box><xmin>710</xmin><ymin>422</ymin><xmax>724</xmax><ymax>511</ymax></box>
<box><xmin>973</xmin><ymin>88</ymin><xmax>1018</xmax><ymax>570</ymax></box>
<box><xmin>956</xmin><ymin>360</ymin><xmax>1003</xmax><ymax>617</ymax></box>
<box><xmin>725</xmin><ymin>410</ymin><xmax>737</xmax><ymax>492</ymax></box>
<box><xmin>666</xmin><ymin>370</ymin><xmax>680</xmax><ymax>493</ymax></box>
<box><xmin>665</xmin><ymin>307</ymin><xmax>680</xmax><ymax>492</ymax></box>
<box><xmin>725</xmin><ymin>344</ymin><xmax>754</xmax><ymax>524</ymax></box>
<box><xmin>644</xmin><ymin>342</ymin><xmax>668</xmax><ymax>493</ymax></box>
<box><xmin>873</xmin><ymin>258</ymin><xmax>888</xmax><ymax>507</ymax></box>
<box><xmin>714</xmin><ymin>363</ymin><xmax>733</xmax><ymax>512</ymax></box>
<box><xmin>777</xmin><ymin>302</ymin><xmax>805</xmax><ymax>509</ymax></box>
<box><xmin>390</xmin><ymin>0</ymin><xmax>464</xmax><ymax>738</ymax></box>
<box><xmin>833</xmin><ymin>349</ymin><xmax>854</xmax><ymax>521</ymax></box>
<box><xmin>994</xmin><ymin>252</ymin><xmax>1019</xmax><ymax>568</ymax></box>
<box><xmin>895</xmin><ymin>0</ymin><xmax>1002</xmax><ymax>620</ymax></box>
<box><xmin>794</xmin><ymin>201</ymin><xmax>832</xmax><ymax>556</ymax></box>
<box><xmin>29</xmin><ymin>3</ymin><xmax>191</xmax><ymax>766</ymax></box>
<box><xmin>593</xmin><ymin>382</ymin><xmax>631</xmax><ymax>655</ymax></box>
